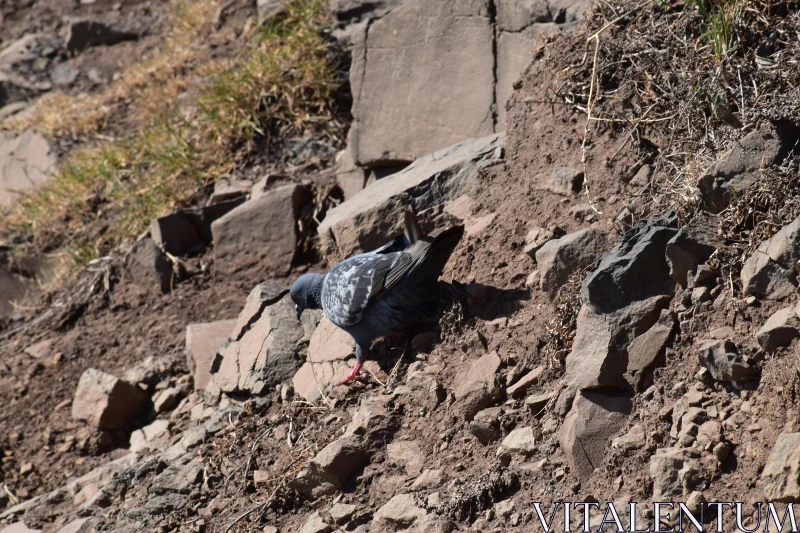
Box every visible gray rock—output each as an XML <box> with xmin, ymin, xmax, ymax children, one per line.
<box><xmin>650</xmin><ymin>447</ymin><xmax>700</xmax><ymax>499</ymax></box>
<box><xmin>374</xmin><ymin>494</ymin><xmax>427</xmax><ymax>529</ymax></box>
<box><xmin>453</xmin><ymin>350</ymin><xmax>502</xmax><ymax>421</ymax></box>
<box><xmin>71</xmin><ymin>369</ymin><xmax>148</xmax><ymax>430</ymax></box>
<box><xmin>698</xmin><ymin>120</ymin><xmax>800</xmax><ymax>213</ymax></box>
<box><xmin>761</xmin><ymin>433</ymin><xmax>800</xmax><ymax>502</ymax></box>
<box><xmin>611</xmin><ymin>424</ymin><xmax>645</xmax><ymax>453</ymax></box>
<box><xmin>348</xmin><ymin>0</ymin><xmax>495</xmax><ymax>167</ymax></box>
<box><xmin>582</xmin><ymin>211</ymin><xmax>678</xmax><ymax>312</ymax></box>
<box><xmin>185</xmin><ymin>319</ymin><xmax>236</xmax><ymax>390</ymax></box>
<box><xmin>543</xmin><ymin>166</ymin><xmax>583</xmax><ymax>196</ymax></box>
<box><xmin>129</xmin><ymin>419</ymin><xmax>170</xmax><ymax>453</ymax></box>
<box><xmin>124</xmin><ymin>237</ymin><xmax>173</xmax><ymax>293</ymax></box>
<box><xmin>318</xmin><ymin>134</ymin><xmax>503</xmax><ymax>261</ymax></box>
<box><xmin>558</xmin><ymin>390</ymin><xmax>631</xmax><ymax>481</ymax></box>
<box><xmin>211</xmin><ymin>184</ymin><xmax>307</xmax><ymax>277</ymax></box>
<box><xmin>64</xmin><ymin>20</ymin><xmax>138</xmax><ymax>53</ymax></box>
<box><xmin>535</xmin><ymin>228</ymin><xmax>607</xmax><ymax>298</ymax></box>
<box><xmin>149</xmin><ymin>463</ymin><xmax>202</xmax><ymax>495</ymax></box>
<box><xmin>256</xmin><ymin>0</ymin><xmax>288</xmax><ymax>23</ymax></box>
<box><xmin>212</xmin><ymin>282</ymin><xmax>318</xmax><ymax>395</ymax></box>
<box><xmin>51</xmin><ymin>63</ymin><xmax>80</xmax><ymax>87</ymax></box>
<box><xmin>665</xmin><ymin>211</ymin><xmax>719</xmax><ymax>287</ymax></box>
<box><xmin>741</xmin><ymin>216</ymin><xmax>800</xmax><ymax>299</ymax></box>
<box><xmin>298</xmin><ymin>512</ymin><xmax>332</xmax><ymax>533</ymax></box>
<box><xmin>150</xmin><ymin>212</ymin><xmax>201</xmax><ymax>256</ymax></box>
<box><xmin>697</xmin><ymin>339</ymin><xmax>758</xmax><ymax>383</ymax></box>
<box><xmin>497</xmin><ymin>427</ymin><xmax>537</xmax><ymax>457</ymax></box>
<box><xmin>291</xmin><ymin>436</ymin><xmax>369</xmax><ymax>499</ymax></box>
<box><xmin>0</xmin><ymin>129</ymin><xmax>55</xmax><ymax>208</ymax></box>
<box><xmin>756</xmin><ymin>306</ymin><xmax>800</xmax><ymax>352</ymax></box>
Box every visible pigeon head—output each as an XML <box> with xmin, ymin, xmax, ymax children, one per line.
<box><xmin>289</xmin><ymin>273</ymin><xmax>325</xmax><ymax>319</ymax></box>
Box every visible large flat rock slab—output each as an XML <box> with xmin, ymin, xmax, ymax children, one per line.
<box><xmin>318</xmin><ymin>134</ymin><xmax>502</xmax><ymax>261</ymax></box>
<box><xmin>349</xmin><ymin>0</ymin><xmax>495</xmax><ymax>167</ymax></box>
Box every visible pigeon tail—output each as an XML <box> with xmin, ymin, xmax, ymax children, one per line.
<box><xmin>404</xmin><ymin>210</ymin><xmax>422</xmax><ymax>244</ymax></box>
<box><xmin>402</xmin><ymin>224</ymin><xmax>464</xmax><ymax>289</ymax></box>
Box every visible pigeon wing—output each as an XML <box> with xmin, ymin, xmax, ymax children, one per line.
<box><xmin>322</xmin><ymin>252</ymin><xmax>412</xmax><ymax>327</ymax></box>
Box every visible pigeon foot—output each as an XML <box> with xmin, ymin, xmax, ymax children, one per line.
<box><xmin>333</xmin><ymin>361</ymin><xmax>367</xmax><ymax>388</ymax></box>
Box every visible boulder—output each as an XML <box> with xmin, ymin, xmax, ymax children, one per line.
<box><xmin>374</xmin><ymin>494</ymin><xmax>427</xmax><ymax>529</ymax></box>
<box><xmin>698</xmin><ymin>120</ymin><xmax>800</xmax><ymax>213</ymax></box>
<box><xmin>697</xmin><ymin>339</ymin><xmax>758</xmax><ymax>383</ymax></box>
<box><xmin>348</xmin><ymin>0</ymin><xmax>495</xmax><ymax>167</ymax></box>
<box><xmin>64</xmin><ymin>20</ymin><xmax>138</xmax><ymax>53</ymax></box>
<box><xmin>761</xmin><ymin>433</ymin><xmax>800</xmax><ymax>502</ymax></box>
<box><xmin>665</xmin><ymin>211</ymin><xmax>719</xmax><ymax>287</ymax></box>
<box><xmin>185</xmin><ymin>319</ymin><xmax>236</xmax><ymax>390</ymax></box>
<box><xmin>756</xmin><ymin>306</ymin><xmax>800</xmax><ymax>352</ymax></box>
<box><xmin>650</xmin><ymin>447</ymin><xmax>700</xmax><ymax>499</ymax></box>
<box><xmin>535</xmin><ymin>228</ymin><xmax>607</xmax><ymax>298</ymax></box>
<box><xmin>582</xmin><ymin>211</ymin><xmax>678</xmax><ymax>312</ymax></box>
<box><xmin>71</xmin><ymin>368</ymin><xmax>149</xmax><ymax>430</ymax></box>
<box><xmin>497</xmin><ymin>427</ymin><xmax>537</xmax><ymax>457</ymax></box>
<box><xmin>212</xmin><ymin>184</ymin><xmax>307</xmax><ymax>277</ymax></box>
<box><xmin>291</xmin><ymin>436</ymin><xmax>369</xmax><ymax>499</ymax></box>
<box><xmin>318</xmin><ymin>134</ymin><xmax>503</xmax><ymax>261</ymax></box>
<box><xmin>741</xmin><ymin>216</ymin><xmax>800</xmax><ymax>299</ymax></box>
<box><xmin>453</xmin><ymin>350</ymin><xmax>502</xmax><ymax>420</ymax></box>
<box><xmin>0</xmin><ymin>129</ymin><xmax>54</xmax><ymax>208</ymax></box>
<box><xmin>292</xmin><ymin>317</ymin><xmax>357</xmax><ymax>403</ymax></box>
<box><xmin>124</xmin><ymin>237</ymin><xmax>173</xmax><ymax>293</ymax></box>
<box><xmin>211</xmin><ymin>282</ymin><xmax>319</xmax><ymax>395</ymax></box>
<box><xmin>557</xmin><ymin>390</ymin><xmax>632</xmax><ymax>481</ymax></box>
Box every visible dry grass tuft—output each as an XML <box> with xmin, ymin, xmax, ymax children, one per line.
<box><xmin>542</xmin><ymin>269</ymin><xmax>585</xmax><ymax>369</ymax></box>
<box><xmin>2</xmin><ymin>0</ymin><xmax>344</xmax><ymax>271</ymax></box>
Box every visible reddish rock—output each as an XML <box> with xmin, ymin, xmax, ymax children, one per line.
<box><xmin>506</xmin><ymin>366</ymin><xmax>544</xmax><ymax>398</ymax></box>
<box><xmin>71</xmin><ymin>368</ymin><xmax>148</xmax><ymax>430</ymax></box>
<box><xmin>453</xmin><ymin>350</ymin><xmax>502</xmax><ymax>420</ymax></box>
<box><xmin>185</xmin><ymin>319</ymin><xmax>236</xmax><ymax>390</ymax></box>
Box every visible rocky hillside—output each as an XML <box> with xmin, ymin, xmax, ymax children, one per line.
<box><xmin>2</xmin><ymin>0</ymin><xmax>800</xmax><ymax>532</ymax></box>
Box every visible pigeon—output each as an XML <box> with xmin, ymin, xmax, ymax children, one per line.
<box><xmin>290</xmin><ymin>212</ymin><xmax>464</xmax><ymax>387</ymax></box>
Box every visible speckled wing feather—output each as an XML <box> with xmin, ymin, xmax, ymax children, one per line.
<box><xmin>321</xmin><ymin>252</ymin><xmax>412</xmax><ymax>327</ymax></box>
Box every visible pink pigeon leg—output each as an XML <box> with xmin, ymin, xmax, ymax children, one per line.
<box><xmin>333</xmin><ymin>360</ymin><xmax>368</xmax><ymax>387</ymax></box>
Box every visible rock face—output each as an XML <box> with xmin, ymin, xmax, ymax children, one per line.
<box><xmin>698</xmin><ymin>120</ymin><xmax>800</xmax><ymax>213</ymax></box>
<box><xmin>185</xmin><ymin>319</ymin><xmax>236</xmax><ymax>390</ymax></box>
<box><xmin>349</xmin><ymin>0</ymin><xmax>495</xmax><ymax>167</ymax></box>
<box><xmin>212</xmin><ymin>184</ymin><xmax>307</xmax><ymax>277</ymax></box>
<box><xmin>665</xmin><ymin>212</ymin><xmax>719</xmax><ymax>287</ymax></box>
<box><xmin>535</xmin><ymin>228</ymin><xmax>607</xmax><ymax>298</ymax></box>
<box><xmin>71</xmin><ymin>369</ymin><xmax>149</xmax><ymax>430</ymax></box>
<box><xmin>318</xmin><ymin>134</ymin><xmax>503</xmax><ymax>260</ymax></box>
<box><xmin>761</xmin><ymin>433</ymin><xmax>800</xmax><ymax>502</ymax></box>
<box><xmin>292</xmin><ymin>317</ymin><xmax>356</xmax><ymax>403</ymax></box>
<box><xmin>582</xmin><ymin>211</ymin><xmax>678</xmax><ymax>312</ymax></box>
<box><xmin>741</xmin><ymin>216</ymin><xmax>800</xmax><ymax>299</ymax></box>
<box><xmin>346</xmin><ymin>0</ymin><xmax>581</xmax><ymax>171</ymax></box>
<box><xmin>211</xmin><ymin>281</ymin><xmax>319</xmax><ymax>395</ymax></box>
<box><xmin>697</xmin><ymin>339</ymin><xmax>758</xmax><ymax>383</ymax></box>
<box><xmin>0</xmin><ymin>129</ymin><xmax>55</xmax><ymax>208</ymax></box>
<box><xmin>558</xmin><ymin>390</ymin><xmax>631</xmax><ymax>481</ymax></box>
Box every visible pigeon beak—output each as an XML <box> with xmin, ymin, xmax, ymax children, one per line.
<box><xmin>295</xmin><ymin>305</ymin><xmax>302</xmax><ymax>320</ymax></box>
